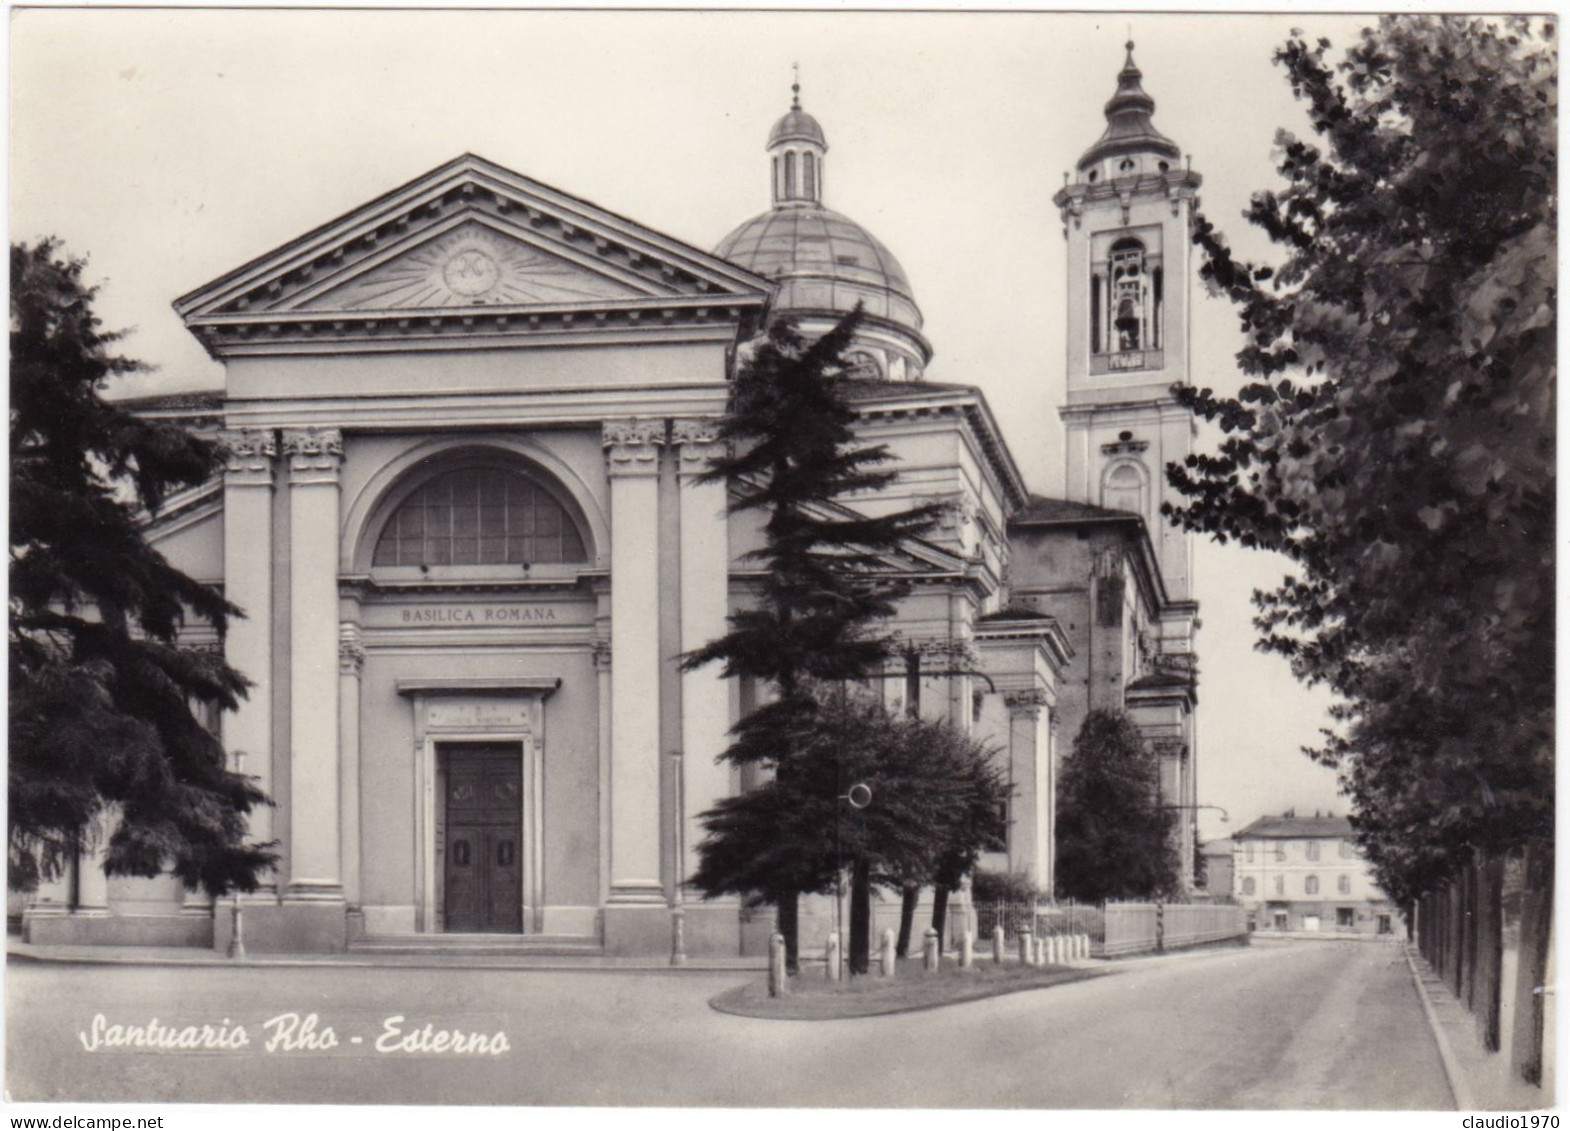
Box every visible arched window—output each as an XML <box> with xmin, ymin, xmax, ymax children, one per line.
<box><xmin>1305</xmin><ymin>875</ymin><xmax>1320</xmax><ymax>895</ymax></box>
<box><xmin>804</xmin><ymin>152</ymin><xmax>816</xmax><ymax>201</ymax></box>
<box><xmin>845</xmin><ymin>350</ymin><xmax>883</xmax><ymax>381</ymax></box>
<box><xmin>373</xmin><ymin>467</ymin><xmax>587</xmax><ymax>568</ymax></box>
<box><xmin>1109</xmin><ymin>237</ymin><xmax>1147</xmax><ymax>352</ymax></box>
<box><xmin>1337</xmin><ymin>874</ymin><xmax>1351</xmax><ymax>895</ymax></box>
<box><xmin>783</xmin><ymin>152</ymin><xmax>797</xmax><ymax>201</ymax></box>
<box><xmin>772</xmin><ymin>156</ymin><xmax>782</xmax><ymax>202</ymax></box>
<box><xmin>1242</xmin><ymin>877</ymin><xmax>1256</xmax><ymax>896</ymax></box>
<box><xmin>1103</xmin><ymin>463</ymin><xmax>1144</xmax><ymax>515</ymax></box>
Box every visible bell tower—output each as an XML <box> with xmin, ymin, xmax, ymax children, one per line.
<box><xmin>1054</xmin><ymin>42</ymin><xmax>1202</xmax><ymax>606</ymax></box>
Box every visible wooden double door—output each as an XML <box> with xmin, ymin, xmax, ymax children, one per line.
<box><xmin>442</xmin><ymin>744</ymin><xmax>524</xmax><ymax>933</ymax></box>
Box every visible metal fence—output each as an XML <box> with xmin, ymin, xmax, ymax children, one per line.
<box><xmin>974</xmin><ymin>900</ymin><xmax>1103</xmax><ymax>943</ymax></box>
<box><xmin>973</xmin><ymin>899</ymin><xmax>1245</xmax><ymax>957</ymax></box>
<box><xmin>1414</xmin><ymin>843</ymin><xmax>1552</xmax><ymax>1089</ymax></box>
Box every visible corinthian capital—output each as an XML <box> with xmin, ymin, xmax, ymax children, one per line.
<box><xmin>602</xmin><ymin>419</ymin><xmax>664</xmax><ymax>476</ymax></box>
<box><xmin>282</xmin><ymin>428</ymin><xmax>344</xmax><ymax>483</ymax></box>
<box><xmin>670</xmin><ymin>417</ymin><xmax>727</xmax><ymax>475</ymax></box>
<box><xmin>1003</xmin><ymin>687</ymin><xmax>1050</xmax><ymax>717</ymax></box>
<box><xmin>217</xmin><ymin>429</ymin><xmax>277</xmax><ymax>484</ymax></box>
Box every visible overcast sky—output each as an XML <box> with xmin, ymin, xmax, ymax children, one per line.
<box><xmin>11</xmin><ymin>8</ymin><xmax>1389</xmax><ymax>841</ymax></box>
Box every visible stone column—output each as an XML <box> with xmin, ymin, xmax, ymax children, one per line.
<box><xmin>338</xmin><ymin>619</ymin><xmax>365</xmax><ymax>909</ymax></box>
<box><xmin>282</xmin><ymin>428</ymin><xmax>345</xmax><ymax>912</ymax></box>
<box><xmin>602</xmin><ymin>420</ymin><xmax>667</xmax><ymax>953</ymax></box>
<box><xmin>217</xmin><ymin>429</ymin><xmax>277</xmax><ymax>878</ymax></box>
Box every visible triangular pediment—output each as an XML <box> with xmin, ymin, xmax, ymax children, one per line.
<box><xmin>174</xmin><ymin>153</ymin><xmax>772</xmax><ymax>355</ymax></box>
<box><xmin>295</xmin><ymin>219</ymin><xmax>647</xmax><ymax>312</ymax></box>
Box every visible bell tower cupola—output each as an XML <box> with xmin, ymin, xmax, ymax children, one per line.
<box><xmin>768</xmin><ymin>70</ymin><xmax>827</xmax><ymax>208</ymax></box>
<box><xmin>1052</xmin><ymin>41</ymin><xmax>1203</xmax><ymax>605</ymax></box>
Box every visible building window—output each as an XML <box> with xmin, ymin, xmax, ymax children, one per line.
<box><xmin>1102</xmin><ymin>462</ymin><xmax>1144</xmax><ymax>516</ymax></box>
<box><xmin>373</xmin><ymin>467</ymin><xmax>587</xmax><ymax>568</ymax></box>
<box><xmin>1241</xmin><ymin>877</ymin><xmax>1255</xmax><ymax>896</ymax></box>
<box><xmin>1305</xmin><ymin>875</ymin><xmax>1320</xmax><ymax>895</ymax></box>
<box><xmin>1274</xmin><ymin>844</ymin><xmax>1287</xmax><ymax>861</ymax></box>
<box><xmin>1243</xmin><ymin>843</ymin><xmax>1255</xmax><ymax>863</ymax></box>
<box><xmin>1339</xmin><ymin>841</ymin><xmax>1354</xmax><ymax>859</ymax></box>
<box><xmin>1338</xmin><ymin>874</ymin><xmax>1351</xmax><ymax>895</ymax></box>
<box><xmin>1273</xmin><ymin>875</ymin><xmax>1284</xmax><ymax>896</ymax></box>
<box><xmin>784</xmin><ymin>151</ymin><xmax>797</xmax><ymax>200</ymax></box>
<box><xmin>1307</xmin><ymin>842</ymin><xmax>1321</xmax><ymax>861</ymax></box>
<box><xmin>804</xmin><ymin>152</ymin><xmax>816</xmax><ymax>200</ymax></box>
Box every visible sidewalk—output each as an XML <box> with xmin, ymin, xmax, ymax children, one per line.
<box><xmin>1403</xmin><ymin>943</ymin><xmax>1547</xmax><ymax>1111</ymax></box>
<box><xmin>6</xmin><ymin>936</ymin><xmax>764</xmax><ymax>973</ymax></box>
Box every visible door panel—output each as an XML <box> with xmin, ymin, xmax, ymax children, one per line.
<box><xmin>441</xmin><ymin>745</ymin><xmax>523</xmax><ymax>933</ymax></box>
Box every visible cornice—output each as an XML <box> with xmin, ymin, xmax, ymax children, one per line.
<box><xmin>186</xmin><ymin>298</ymin><xmax>761</xmax><ymax>360</ymax></box>
<box><xmin>850</xmin><ymin>390</ymin><xmax>1028</xmax><ymax>512</ymax></box>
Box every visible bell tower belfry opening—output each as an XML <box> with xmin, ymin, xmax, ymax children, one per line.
<box><xmin>1054</xmin><ymin>41</ymin><xmax>1202</xmax><ymax>608</ymax></box>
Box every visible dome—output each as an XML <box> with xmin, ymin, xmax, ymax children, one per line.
<box><xmin>715</xmin><ymin>205</ymin><xmax>929</xmax><ymax>359</ymax></box>
<box><xmin>769</xmin><ymin>107</ymin><xmax>827</xmax><ymax>149</ymax></box>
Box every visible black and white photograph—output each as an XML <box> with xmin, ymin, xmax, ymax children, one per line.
<box><xmin>5</xmin><ymin>5</ymin><xmax>1555</xmax><ymax>1120</ymax></box>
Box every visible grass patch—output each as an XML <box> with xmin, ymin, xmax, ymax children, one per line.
<box><xmin>710</xmin><ymin>957</ymin><xmax>1103</xmax><ymax>1020</ymax></box>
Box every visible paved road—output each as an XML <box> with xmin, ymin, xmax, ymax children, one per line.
<box><xmin>6</xmin><ymin>937</ymin><xmax>1451</xmax><ymax>1108</ymax></box>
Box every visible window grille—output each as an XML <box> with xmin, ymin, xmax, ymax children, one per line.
<box><xmin>374</xmin><ymin>467</ymin><xmax>586</xmax><ymax>568</ymax></box>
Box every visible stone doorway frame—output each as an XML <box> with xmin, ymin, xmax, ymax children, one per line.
<box><xmin>398</xmin><ymin>678</ymin><xmax>558</xmax><ymax>934</ymax></box>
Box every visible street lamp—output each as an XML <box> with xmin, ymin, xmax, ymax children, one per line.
<box><xmin>832</xmin><ymin>780</ymin><xmax>872</xmax><ymax>976</ymax></box>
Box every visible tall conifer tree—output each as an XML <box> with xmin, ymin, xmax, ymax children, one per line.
<box><xmin>682</xmin><ymin>307</ymin><xmax>938</xmax><ymax>972</ymax></box>
<box><xmin>9</xmin><ymin>239</ymin><xmax>275</xmax><ymax>895</ymax></box>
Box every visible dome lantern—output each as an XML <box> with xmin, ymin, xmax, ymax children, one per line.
<box><xmin>767</xmin><ymin>70</ymin><xmax>827</xmax><ymax>207</ymax></box>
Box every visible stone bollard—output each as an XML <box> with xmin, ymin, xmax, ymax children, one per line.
<box><xmin>992</xmin><ymin>925</ymin><xmax>1006</xmax><ymax>965</ymax></box>
<box><xmin>960</xmin><ymin>930</ymin><xmax>975</xmax><ymax>969</ymax></box>
<box><xmin>1038</xmin><ymin>936</ymin><xmax>1048</xmax><ymax>965</ymax></box>
<box><xmin>880</xmin><ymin>928</ymin><xmax>897</xmax><ymax>978</ymax></box>
<box><xmin>922</xmin><ymin>927</ymin><xmax>941</xmax><ymax>972</ymax></box>
<box><xmin>1050</xmin><ymin>935</ymin><xmax>1063</xmax><ymax>964</ymax></box>
<box><xmin>1019</xmin><ymin>928</ymin><xmax>1035</xmax><ymax>966</ymax></box>
<box><xmin>1078</xmin><ymin>934</ymin><xmax>1089</xmax><ymax>960</ymax></box>
<box><xmin>825</xmin><ymin>931</ymin><xmax>842</xmax><ymax>982</ymax></box>
<box><xmin>768</xmin><ymin>932</ymin><xmax>789</xmax><ymax>997</ymax></box>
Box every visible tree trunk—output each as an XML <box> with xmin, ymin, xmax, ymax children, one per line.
<box><xmin>931</xmin><ymin>885</ymin><xmax>951</xmax><ymax>955</ymax></box>
<box><xmin>896</xmin><ymin>881</ymin><xmax>919</xmax><ymax>957</ymax></box>
<box><xmin>778</xmin><ymin>892</ymin><xmax>800</xmax><ymax>975</ymax></box>
<box><xmin>849</xmin><ymin>857</ymin><xmax>872</xmax><ymax>975</ymax></box>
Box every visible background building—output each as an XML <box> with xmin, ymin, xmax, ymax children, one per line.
<box><xmin>1232</xmin><ymin>813</ymin><xmax>1397</xmax><ymax>936</ymax></box>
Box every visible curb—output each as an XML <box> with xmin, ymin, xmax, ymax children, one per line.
<box><xmin>6</xmin><ymin>943</ymin><xmax>765</xmax><ymax>975</ymax></box>
<box><xmin>1403</xmin><ymin>941</ymin><xmax>1474</xmax><ymax>1111</ymax></box>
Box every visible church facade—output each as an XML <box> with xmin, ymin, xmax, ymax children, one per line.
<box><xmin>23</xmin><ymin>48</ymin><xmax>1203</xmax><ymax>956</ymax></box>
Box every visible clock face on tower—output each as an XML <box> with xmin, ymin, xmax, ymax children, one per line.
<box><xmin>306</xmin><ymin>222</ymin><xmax>638</xmax><ymax>310</ymax></box>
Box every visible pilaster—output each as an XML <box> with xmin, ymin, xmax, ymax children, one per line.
<box><xmin>281</xmin><ymin>427</ymin><xmax>345</xmax><ymax>907</ymax></box>
<box><xmin>602</xmin><ymin>419</ymin><xmax>667</xmax><ymax>951</ymax></box>
<box><xmin>1004</xmin><ymin>689</ymin><xmax>1051</xmax><ymax>888</ymax></box>
<box><xmin>338</xmin><ymin>615</ymin><xmax>366</xmax><ymax>908</ymax></box>
<box><xmin>217</xmin><ymin>428</ymin><xmax>277</xmax><ymax>881</ymax></box>
<box><xmin>672</xmin><ymin>418</ymin><xmax>731</xmax><ymax>893</ymax></box>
